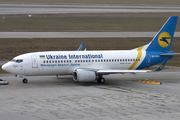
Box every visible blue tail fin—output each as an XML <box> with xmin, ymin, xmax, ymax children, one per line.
<box><xmin>146</xmin><ymin>16</ymin><xmax>178</xmax><ymax>52</ymax></box>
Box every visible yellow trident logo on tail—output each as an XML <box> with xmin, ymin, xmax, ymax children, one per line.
<box><xmin>158</xmin><ymin>32</ymin><xmax>171</xmax><ymax>48</ymax></box>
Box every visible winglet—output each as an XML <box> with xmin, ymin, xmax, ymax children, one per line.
<box><xmin>154</xmin><ymin>58</ymin><xmax>169</xmax><ymax>71</ymax></box>
<box><xmin>77</xmin><ymin>42</ymin><xmax>84</xmax><ymax>51</ymax></box>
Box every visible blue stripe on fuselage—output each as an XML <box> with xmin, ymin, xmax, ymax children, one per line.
<box><xmin>136</xmin><ymin>51</ymin><xmax>174</xmax><ymax>69</ymax></box>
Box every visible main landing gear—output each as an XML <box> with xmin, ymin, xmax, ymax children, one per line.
<box><xmin>97</xmin><ymin>77</ymin><xmax>105</xmax><ymax>84</ymax></box>
<box><xmin>22</xmin><ymin>78</ymin><xmax>28</xmax><ymax>84</ymax></box>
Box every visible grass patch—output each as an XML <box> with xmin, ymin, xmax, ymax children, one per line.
<box><xmin>1</xmin><ymin>13</ymin><xmax>180</xmax><ymax>32</ymax></box>
<box><xmin>166</xmin><ymin>61</ymin><xmax>180</xmax><ymax>67</ymax></box>
<box><xmin>1</xmin><ymin>37</ymin><xmax>180</xmax><ymax>64</ymax></box>
<box><xmin>0</xmin><ymin>37</ymin><xmax>150</xmax><ymax>60</ymax></box>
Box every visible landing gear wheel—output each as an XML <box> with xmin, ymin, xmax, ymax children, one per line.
<box><xmin>22</xmin><ymin>78</ymin><xmax>28</xmax><ymax>84</ymax></box>
<box><xmin>97</xmin><ymin>78</ymin><xmax>105</xmax><ymax>84</ymax></box>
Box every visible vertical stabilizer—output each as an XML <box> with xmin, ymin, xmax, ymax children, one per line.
<box><xmin>146</xmin><ymin>16</ymin><xmax>178</xmax><ymax>52</ymax></box>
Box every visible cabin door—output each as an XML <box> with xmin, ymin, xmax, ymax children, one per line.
<box><xmin>32</xmin><ymin>55</ymin><xmax>38</xmax><ymax>68</ymax></box>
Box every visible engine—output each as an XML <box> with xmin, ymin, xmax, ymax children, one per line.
<box><xmin>73</xmin><ymin>69</ymin><xmax>96</xmax><ymax>82</ymax></box>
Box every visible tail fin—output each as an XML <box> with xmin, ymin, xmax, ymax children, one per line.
<box><xmin>146</xmin><ymin>16</ymin><xmax>178</xmax><ymax>52</ymax></box>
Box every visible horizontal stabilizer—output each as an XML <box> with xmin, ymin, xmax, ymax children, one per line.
<box><xmin>161</xmin><ymin>53</ymin><xmax>180</xmax><ymax>56</ymax></box>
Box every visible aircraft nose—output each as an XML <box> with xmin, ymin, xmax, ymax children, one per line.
<box><xmin>2</xmin><ymin>63</ymin><xmax>11</xmax><ymax>73</ymax></box>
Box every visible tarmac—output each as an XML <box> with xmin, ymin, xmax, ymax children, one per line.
<box><xmin>1</xmin><ymin>4</ymin><xmax>180</xmax><ymax>14</ymax></box>
<box><xmin>1</xmin><ymin>67</ymin><xmax>180</xmax><ymax>120</ymax></box>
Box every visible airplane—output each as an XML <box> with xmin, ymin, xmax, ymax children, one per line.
<box><xmin>2</xmin><ymin>16</ymin><xmax>179</xmax><ymax>84</ymax></box>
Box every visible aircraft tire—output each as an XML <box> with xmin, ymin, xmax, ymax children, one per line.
<box><xmin>22</xmin><ymin>78</ymin><xmax>28</xmax><ymax>84</ymax></box>
<box><xmin>97</xmin><ymin>78</ymin><xmax>105</xmax><ymax>83</ymax></box>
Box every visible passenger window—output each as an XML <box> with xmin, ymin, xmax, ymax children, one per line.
<box><xmin>86</xmin><ymin>60</ymin><xmax>88</xmax><ymax>62</ymax></box>
<box><xmin>109</xmin><ymin>59</ymin><xmax>111</xmax><ymax>62</ymax></box>
<box><xmin>95</xmin><ymin>60</ymin><xmax>97</xmax><ymax>62</ymax></box>
<box><xmin>49</xmin><ymin>61</ymin><xmax>51</xmax><ymax>63</ymax></box>
<box><xmin>70</xmin><ymin>60</ymin><xmax>71</xmax><ymax>63</ymax></box>
<box><xmin>47</xmin><ymin>61</ymin><xmax>48</xmax><ymax>63</ymax></box>
<box><xmin>112</xmin><ymin>59</ymin><xmax>114</xmax><ymax>62</ymax></box>
<box><xmin>89</xmin><ymin>60</ymin><xmax>91</xmax><ymax>62</ymax></box>
<box><xmin>83</xmin><ymin>60</ymin><xmax>85</xmax><ymax>62</ymax></box>
<box><xmin>117</xmin><ymin>59</ymin><xmax>119</xmax><ymax>62</ymax></box>
<box><xmin>61</xmin><ymin>60</ymin><xmax>63</xmax><ymax>63</ymax></box>
<box><xmin>55</xmin><ymin>61</ymin><xmax>57</xmax><ymax>63</ymax></box>
<box><xmin>52</xmin><ymin>61</ymin><xmax>54</xmax><ymax>63</ymax></box>
<box><xmin>43</xmin><ymin>61</ymin><xmax>45</xmax><ymax>63</ymax></box>
<box><xmin>92</xmin><ymin>60</ymin><xmax>94</xmax><ymax>62</ymax></box>
<box><xmin>101</xmin><ymin>60</ymin><xmax>103</xmax><ymax>62</ymax></box>
<box><xmin>75</xmin><ymin>60</ymin><xmax>77</xmax><ymax>62</ymax></box>
<box><xmin>104</xmin><ymin>59</ymin><xmax>106</xmax><ymax>62</ymax></box>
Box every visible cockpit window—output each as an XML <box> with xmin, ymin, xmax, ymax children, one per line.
<box><xmin>11</xmin><ymin>59</ymin><xmax>16</xmax><ymax>62</ymax></box>
<box><xmin>16</xmin><ymin>59</ymin><xmax>23</xmax><ymax>63</ymax></box>
<box><xmin>11</xmin><ymin>59</ymin><xmax>23</xmax><ymax>63</ymax></box>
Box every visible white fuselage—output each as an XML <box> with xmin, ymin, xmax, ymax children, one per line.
<box><xmin>2</xmin><ymin>50</ymin><xmax>146</xmax><ymax>76</ymax></box>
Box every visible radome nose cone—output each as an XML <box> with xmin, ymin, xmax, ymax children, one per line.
<box><xmin>2</xmin><ymin>63</ymin><xmax>11</xmax><ymax>72</ymax></box>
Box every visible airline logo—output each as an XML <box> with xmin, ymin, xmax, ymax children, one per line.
<box><xmin>158</xmin><ymin>32</ymin><xmax>171</xmax><ymax>48</ymax></box>
<box><xmin>160</xmin><ymin>65</ymin><xmax>164</xmax><ymax>69</ymax></box>
<box><xmin>39</xmin><ymin>55</ymin><xmax>45</xmax><ymax>59</ymax></box>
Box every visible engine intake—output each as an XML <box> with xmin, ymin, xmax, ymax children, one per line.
<box><xmin>73</xmin><ymin>69</ymin><xmax>96</xmax><ymax>82</ymax></box>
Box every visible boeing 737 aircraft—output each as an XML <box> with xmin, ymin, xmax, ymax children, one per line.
<box><xmin>2</xmin><ymin>16</ymin><xmax>179</xmax><ymax>84</ymax></box>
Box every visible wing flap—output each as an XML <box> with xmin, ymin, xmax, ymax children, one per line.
<box><xmin>97</xmin><ymin>69</ymin><xmax>151</xmax><ymax>74</ymax></box>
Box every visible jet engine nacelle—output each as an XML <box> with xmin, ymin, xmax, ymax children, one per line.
<box><xmin>73</xmin><ymin>69</ymin><xmax>96</xmax><ymax>82</ymax></box>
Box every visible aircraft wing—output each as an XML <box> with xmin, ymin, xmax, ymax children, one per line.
<box><xmin>77</xmin><ymin>42</ymin><xmax>84</xmax><ymax>51</ymax></box>
<box><xmin>96</xmin><ymin>57</ymin><xmax>168</xmax><ymax>74</ymax></box>
<box><xmin>97</xmin><ymin>69</ymin><xmax>151</xmax><ymax>74</ymax></box>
